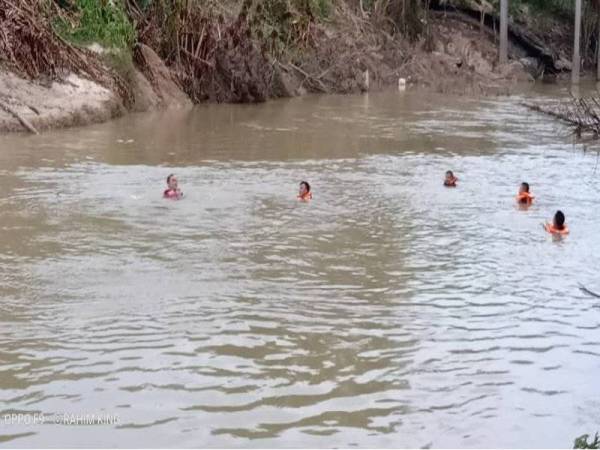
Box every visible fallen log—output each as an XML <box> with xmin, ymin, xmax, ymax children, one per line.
<box><xmin>580</xmin><ymin>283</ymin><xmax>600</xmax><ymax>299</ymax></box>
<box><xmin>430</xmin><ymin>3</ymin><xmax>562</xmax><ymax>74</ymax></box>
<box><xmin>0</xmin><ymin>100</ymin><xmax>39</xmax><ymax>134</ymax></box>
<box><xmin>522</xmin><ymin>98</ymin><xmax>600</xmax><ymax>139</ymax></box>
<box><xmin>280</xmin><ymin>61</ymin><xmax>329</xmax><ymax>93</ymax></box>
<box><xmin>521</xmin><ymin>102</ymin><xmax>578</xmax><ymax>125</ymax></box>
<box><xmin>499</xmin><ymin>19</ymin><xmax>560</xmax><ymax>72</ymax></box>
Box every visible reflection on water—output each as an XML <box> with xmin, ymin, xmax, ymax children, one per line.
<box><xmin>1</xmin><ymin>88</ymin><xmax>600</xmax><ymax>448</ymax></box>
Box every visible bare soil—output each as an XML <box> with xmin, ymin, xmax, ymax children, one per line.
<box><xmin>0</xmin><ymin>71</ymin><xmax>122</xmax><ymax>133</ymax></box>
<box><xmin>0</xmin><ymin>2</ymin><xmax>566</xmax><ymax>134</ymax></box>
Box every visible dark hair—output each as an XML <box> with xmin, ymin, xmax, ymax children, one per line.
<box><xmin>521</xmin><ymin>182</ymin><xmax>530</xmax><ymax>192</ymax></box>
<box><xmin>446</xmin><ymin>170</ymin><xmax>454</xmax><ymax>177</ymax></box>
<box><xmin>300</xmin><ymin>181</ymin><xmax>310</xmax><ymax>192</ymax></box>
<box><xmin>554</xmin><ymin>210</ymin><xmax>565</xmax><ymax>229</ymax></box>
<box><xmin>167</xmin><ymin>173</ymin><xmax>175</xmax><ymax>184</ymax></box>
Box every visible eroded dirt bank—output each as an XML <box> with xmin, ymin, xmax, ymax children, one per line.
<box><xmin>0</xmin><ymin>1</ymin><xmax>573</xmax><ymax>134</ymax></box>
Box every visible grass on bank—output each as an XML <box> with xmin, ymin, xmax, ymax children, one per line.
<box><xmin>52</xmin><ymin>0</ymin><xmax>136</xmax><ymax>50</ymax></box>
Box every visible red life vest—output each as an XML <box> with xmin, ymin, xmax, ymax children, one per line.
<box><xmin>164</xmin><ymin>189</ymin><xmax>182</xmax><ymax>200</ymax></box>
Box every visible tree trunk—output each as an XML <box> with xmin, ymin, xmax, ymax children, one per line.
<box><xmin>480</xmin><ymin>10</ymin><xmax>484</xmax><ymax>34</ymax></box>
<box><xmin>499</xmin><ymin>0</ymin><xmax>508</xmax><ymax>64</ymax></box>
<box><xmin>402</xmin><ymin>0</ymin><xmax>406</xmax><ymax>35</ymax></box>
<box><xmin>573</xmin><ymin>0</ymin><xmax>582</xmax><ymax>84</ymax></box>
<box><xmin>597</xmin><ymin>0</ymin><xmax>600</xmax><ymax>80</ymax></box>
<box><xmin>0</xmin><ymin>100</ymin><xmax>39</xmax><ymax>134</ymax></box>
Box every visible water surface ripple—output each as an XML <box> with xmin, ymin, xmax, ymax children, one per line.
<box><xmin>1</xmin><ymin>89</ymin><xmax>599</xmax><ymax>447</ymax></box>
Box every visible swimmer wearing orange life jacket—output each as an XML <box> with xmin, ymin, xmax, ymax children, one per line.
<box><xmin>544</xmin><ymin>210</ymin><xmax>569</xmax><ymax>235</ymax></box>
<box><xmin>444</xmin><ymin>170</ymin><xmax>458</xmax><ymax>187</ymax></box>
<box><xmin>516</xmin><ymin>182</ymin><xmax>534</xmax><ymax>205</ymax></box>
<box><xmin>163</xmin><ymin>173</ymin><xmax>183</xmax><ymax>200</ymax></box>
<box><xmin>298</xmin><ymin>181</ymin><xmax>312</xmax><ymax>201</ymax></box>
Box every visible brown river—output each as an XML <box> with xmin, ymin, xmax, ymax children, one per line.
<box><xmin>1</xmin><ymin>87</ymin><xmax>599</xmax><ymax>448</ymax></box>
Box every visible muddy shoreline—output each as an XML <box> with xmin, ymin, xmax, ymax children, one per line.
<box><xmin>0</xmin><ymin>7</ymin><xmax>573</xmax><ymax>135</ymax></box>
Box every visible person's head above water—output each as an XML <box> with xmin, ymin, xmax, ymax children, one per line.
<box><xmin>167</xmin><ymin>174</ymin><xmax>178</xmax><ymax>191</ymax></box>
<box><xmin>517</xmin><ymin>182</ymin><xmax>534</xmax><ymax>205</ymax></box>
<box><xmin>554</xmin><ymin>210</ymin><xmax>566</xmax><ymax>229</ymax></box>
<box><xmin>164</xmin><ymin>174</ymin><xmax>183</xmax><ymax>199</ymax></box>
<box><xmin>544</xmin><ymin>210</ymin><xmax>568</xmax><ymax>235</ymax></box>
<box><xmin>299</xmin><ymin>181</ymin><xmax>310</xmax><ymax>196</ymax></box>
<box><xmin>444</xmin><ymin>170</ymin><xmax>457</xmax><ymax>186</ymax></box>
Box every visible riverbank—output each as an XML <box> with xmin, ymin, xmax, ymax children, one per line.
<box><xmin>0</xmin><ymin>43</ymin><xmax>192</xmax><ymax>134</ymax></box>
<box><xmin>0</xmin><ymin>0</ymin><xmax>579</xmax><ymax>134</ymax></box>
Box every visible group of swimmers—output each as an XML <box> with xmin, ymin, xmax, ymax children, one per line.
<box><xmin>444</xmin><ymin>170</ymin><xmax>569</xmax><ymax>236</ymax></box>
<box><xmin>163</xmin><ymin>174</ymin><xmax>313</xmax><ymax>203</ymax></box>
<box><xmin>163</xmin><ymin>171</ymin><xmax>568</xmax><ymax>236</ymax></box>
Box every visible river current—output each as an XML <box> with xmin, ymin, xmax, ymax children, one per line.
<box><xmin>1</xmin><ymin>88</ymin><xmax>599</xmax><ymax>447</ymax></box>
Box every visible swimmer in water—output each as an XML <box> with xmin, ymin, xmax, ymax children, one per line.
<box><xmin>516</xmin><ymin>182</ymin><xmax>534</xmax><ymax>205</ymax></box>
<box><xmin>298</xmin><ymin>181</ymin><xmax>312</xmax><ymax>201</ymax></box>
<box><xmin>163</xmin><ymin>173</ymin><xmax>183</xmax><ymax>200</ymax></box>
<box><xmin>544</xmin><ymin>210</ymin><xmax>569</xmax><ymax>235</ymax></box>
<box><xmin>444</xmin><ymin>170</ymin><xmax>458</xmax><ymax>187</ymax></box>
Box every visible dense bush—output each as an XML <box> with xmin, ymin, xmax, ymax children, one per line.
<box><xmin>53</xmin><ymin>0</ymin><xmax>136</xmax><ymax>49</ymax></box>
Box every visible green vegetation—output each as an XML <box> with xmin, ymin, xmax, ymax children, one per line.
<box><xmin>310</xmin><ymin>0</ymin><xmax>332</xmax><ymax>18</ymax></box>
<box><xmin>103</xmin><ymin>49</ymin><xmax>137</xmax><ymax>87</ymax></box>
<box><xmin>575</xmin><ymin>433</ymin><xmax>600</xmax><ymax>449</ymax></box>
<box><xmin>36</xmin><ymin>0</ymin><xmax>600</xmax><ymax>103</ymax></box>
<box><xmin>51</xmin><ymin>0</ymin><xmax>137</xmax><ymax>87</ymax></box>
<box><xmin>40</xmin><ymin>0</ymin><xmax>600</xmax><ymax>54</ymax></box>
<box><xmin>53</xmin><ymin>0</ymin><xmax>135</xmax><ymax>49</ymax></box>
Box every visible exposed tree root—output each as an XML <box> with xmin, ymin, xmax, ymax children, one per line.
<box><xmin>0</xmin><ymin>98</ymin><xmax>39</xmax><ymax>134</ymax></box>
<box><xmin>0</xmin><ymin>0</ymin><xmax>132</xmax><ymax>105</ymax></box>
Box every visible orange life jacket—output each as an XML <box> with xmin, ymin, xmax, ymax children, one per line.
<box><xmin>298</xmin><ymin>191</ymin><xmax>312</xmax><ymax>201</ymax></box>
<box><xmin>544</xmin><ymin>223</ymin><xmax>569</xmax><ymax>235</ymax></box>
<box><xmin>516</xmin><ymin>191</ymin><xmax>534</xmax><ymax>204</ymax></box>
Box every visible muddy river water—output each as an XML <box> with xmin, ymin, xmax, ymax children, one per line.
<box><xmin>1</xmin><ymin>87</ymin><xmax>599</xmax><ymax>448</ymax></box>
